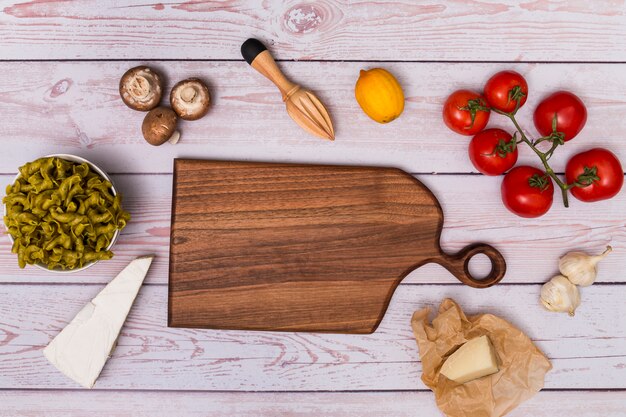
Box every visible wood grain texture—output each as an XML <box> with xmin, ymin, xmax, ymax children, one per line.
<box><xmin>168</xmin><ymin>160</ymin><xmax>505</xmax><ymax>333</ymax></box>
<box><xmin>1</xmin><ymin>284</ymin><xmax>624</xmax><ymax>390</ymax></box>
<box><xmin>1</xmin><ymin>173</ymin><xmax>623</xmax><ymax>285</ymax></box>
<box><xmin>1</xmin><ymin>1</ymin><xmax>625</xmax><ymax>61</ymax></box>
<box><xmin>2</xmin><ymin>391</ymin><xmax>626</xmax><ymax>417</ymax></box>
<box><xmin>0</xmin><ymin>61</ymin><xmax>625</xmax><ymax>175</ymax></box>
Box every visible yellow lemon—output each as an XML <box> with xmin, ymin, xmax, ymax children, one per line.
<box><xmin>355</xmin><ymin>68</ymin><xmax>404</xmax><ymax>123</ymax></box>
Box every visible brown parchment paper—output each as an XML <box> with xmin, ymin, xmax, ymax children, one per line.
<box><xmin>411</xmin><ymin>298</ymin><xmax>552</xmax><ymax>417</ymax></box>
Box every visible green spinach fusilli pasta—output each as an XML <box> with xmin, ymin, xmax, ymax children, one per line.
<box><xmin>3</xmin><ymin>157</ymin><xmax>130</xmax><ymax>269</ymax></box>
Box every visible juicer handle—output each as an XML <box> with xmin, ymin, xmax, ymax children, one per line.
<box><xmin>241</xmin><ymin>38</ymin><xmax>298</xmax><ymax>100</ymax></box>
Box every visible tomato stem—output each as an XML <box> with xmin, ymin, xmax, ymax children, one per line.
<box><xmin>567</xmin><ymin>165</ymin><xmax>600</xmax><ymax>189</ymax></box>
<box><xmin>459</xmin><ymin>98</ymin><xmax>490</xmax><ymax>129</ymax></box>
<box><xmin>492</xmin><ymin>108</ymin><xmax>571</xmax><ymax>207</ymax></box>
<box><xmin>545</xmin><ymin>141</ymin><xmax>560</xmax><ymax>160</ymax></box>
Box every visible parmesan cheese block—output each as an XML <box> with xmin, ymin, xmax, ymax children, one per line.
<box><xmin>440</xmin><ymin>335</ymin><xmax>499</xmax><ymax>384</ymax></box>
<box><xmin>43</xmin><ymin>256</ymin><xmax>154</xmax><ymax>388</ymax></box>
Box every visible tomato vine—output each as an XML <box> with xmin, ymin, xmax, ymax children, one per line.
<box><xmin>491</xmin><ymin>106</ymin><xmax>577</xmax><ymax>207</ymax></box>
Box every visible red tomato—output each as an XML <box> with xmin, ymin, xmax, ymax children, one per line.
<box><xmin>533</xmin><ymin>91</ymin><xmax>587</xmax><ymax>141</ymax></box>
<box><xmin>484</xmin><ymin>70</ymin><xmax>528</xmax><ymax>113</ymax></box>
<box><xmin>501</xmin><ymin>166</ymin><xmax>554</xmax><ymax>218</ymax></box>
<box><xmin>443</xmin><ymin>89</ymin><xmax>490</xmax><ymax>135</ymax></box>
<box><xmin>468</xmin><ymin>128</ymin><xmax>518</xmax><ymax>175</ymax></box>
<box><xmin>565</xmin><ymin>148</ymin><xmax>623</xmax><ymax>202</ymax></box>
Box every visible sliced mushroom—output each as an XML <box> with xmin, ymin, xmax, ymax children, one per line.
<box><xmin>120</xmin><ymin>66</ymin><xmax>163</xmax><ymax>111</ymax></box>
<box><xmin>170</xmin><ymin>78</ymin><xmax>210</xmax><ymax>120</ymax></box>
<box><xmin>141</xmin><ymin>107</ymin><xmax>180</xmax><ymax>146</ymax></box>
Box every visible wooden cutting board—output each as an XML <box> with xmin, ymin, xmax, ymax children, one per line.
<box><xmin>168</xmin><ymin>159</ymin><xmax>506</xmax><ymax>333</ymax></box>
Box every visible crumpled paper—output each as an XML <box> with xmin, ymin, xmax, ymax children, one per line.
<box><xmin>411</xmin><ymin>298</ymin><xmax>552</xmax><ymax>417</ymax></box>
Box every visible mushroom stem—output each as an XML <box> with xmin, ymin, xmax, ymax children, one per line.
<box><xmin>180</xmin><ymin>86</ymin><xmax>198</xmax><ymax>102</ymax></box>
<box><xmin>168</xmin><ymin>131</ymin><xmax>181</xmax><ymax>145</ymax></box>
<box><xmin>129</xmin><ymin>76</ymin><xmax>151</xmax><ymax>99</ymax></box>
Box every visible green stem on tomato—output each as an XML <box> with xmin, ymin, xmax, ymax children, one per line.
<box><xmin>533</xmin><ymin>136</ymin><xmax>552</xmax><ymax>146</ymax></box>
<box><xmin>492</xmin><ymin>108</ymin><xmax>570</xmax><ymax>207</ymax></box>
<box><xmin>545</xmin><ymin>141</ymin><xmax>560</xmax><ymax>160</ymax></box>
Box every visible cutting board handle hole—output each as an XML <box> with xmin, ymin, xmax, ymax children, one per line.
<box><xmin>468</xmin><ymin>253</ymin><xmax>491</xmax><ymax>280</ymax></box>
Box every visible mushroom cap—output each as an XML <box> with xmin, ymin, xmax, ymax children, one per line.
<box><xmin>141</xmin><ymin>107</ymin><xmax>178</xmax><ymax>146</ymax></box>
<box><xmin>170</xmin><ymin>78</ymin><xmax>210</xmax><ymax>120</ymax></box>
<box><xmin>120</xmin><ymin>66</ymin><xmax>163</xmax><ymax>111</ymax></box>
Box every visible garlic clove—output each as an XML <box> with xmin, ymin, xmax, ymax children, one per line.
<box><xmin>540</xmin><ymin>275</ymin><xmax>581</xmax><ymax>316</ymax></box>
<box><xmin>559</xmin><ymin>245</ymin><xmax>611</xmax><ymax>287</ymax></box>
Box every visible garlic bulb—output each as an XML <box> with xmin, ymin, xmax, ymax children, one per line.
<box><xmin>559</xmin><ymin>246</ymin><xmax>612</xmax><ymax>287</ymax></box>
<box><xmin>540</xmin><ymin>275</ymin><xmax>581</xmax><ymax>316</ymax></box>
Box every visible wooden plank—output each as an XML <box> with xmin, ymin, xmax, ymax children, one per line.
<box><xmin>0</xmin><ymin>61</ymin><xmax>624</xmax><ymax>175</ymax></box>
<box><xmin>0</xmin><ymin>283</ymin><xmax>624</xmax><ymax>390</ymax></box>
<box><xmin>1</xmin><ymin>173</ymin><xmax>623</xmax><ymax>284</ymax></box>
<box><xmin>1</xmin><ymin>390</ymin><xmax>625</xmax><ymax>417</ymax></box>
<box><xmin>1</xmin><ymin>1</ymin><xmax>625</xmax><ymax>61</ymax></box>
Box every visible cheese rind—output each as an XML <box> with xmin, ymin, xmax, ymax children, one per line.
<box><xmin>43</xmin><ymin>256</ymin><xmax>154</xmax><ymax>388</ymax></box>
<box><xmin>440</xmin><ymin>335</ymin><xmax>499</xmax><ymax>384</ymax></box>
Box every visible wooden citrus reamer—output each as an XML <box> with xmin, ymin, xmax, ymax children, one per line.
<box><xmin>241</xmin><ymin>38</ymin><xmax>335</xmax><ymax>141</ymax></box>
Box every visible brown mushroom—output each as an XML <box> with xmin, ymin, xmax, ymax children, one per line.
<box><xmin>170</xmin><ymin>78</ymin><xmax>210</xmax><ymax>120</ymax></box>
<box><xmin>141</xmin><ymin>107</ymin><xmax>180</xmax><ymax>146</ymax></box>
<box><xmin>119</xmin><ymin>66</ymin><xmax>163</xmax><ymax>111</ymax></box>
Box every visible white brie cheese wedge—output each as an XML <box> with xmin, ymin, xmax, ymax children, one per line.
<box><xmin>43</xmin><ymin>255</ymin><xmax>154</xmax><ymax>388</ymax></box>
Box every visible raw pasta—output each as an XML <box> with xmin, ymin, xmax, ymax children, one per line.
<box><xmin>3</xmin><ymin>157</ymin><xmax>130</xmax><ymax>269</ymax></box>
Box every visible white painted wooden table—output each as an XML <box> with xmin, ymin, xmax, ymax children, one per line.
<box><xmin>1</xmin><ymin>1</ymin><xmax>625</xmax><ymax>416</ymax></box>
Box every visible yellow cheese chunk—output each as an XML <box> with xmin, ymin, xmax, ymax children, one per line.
<box><xmin>440</xmin><ymin>335</ymin><xmax>499</xmax><ymax>384</ymax></box>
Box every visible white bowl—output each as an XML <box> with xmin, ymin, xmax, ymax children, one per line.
<box><xmin>4</xmin><ymin>154</ymin><xmax>120</xmax><ymax>273</ymax></box>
